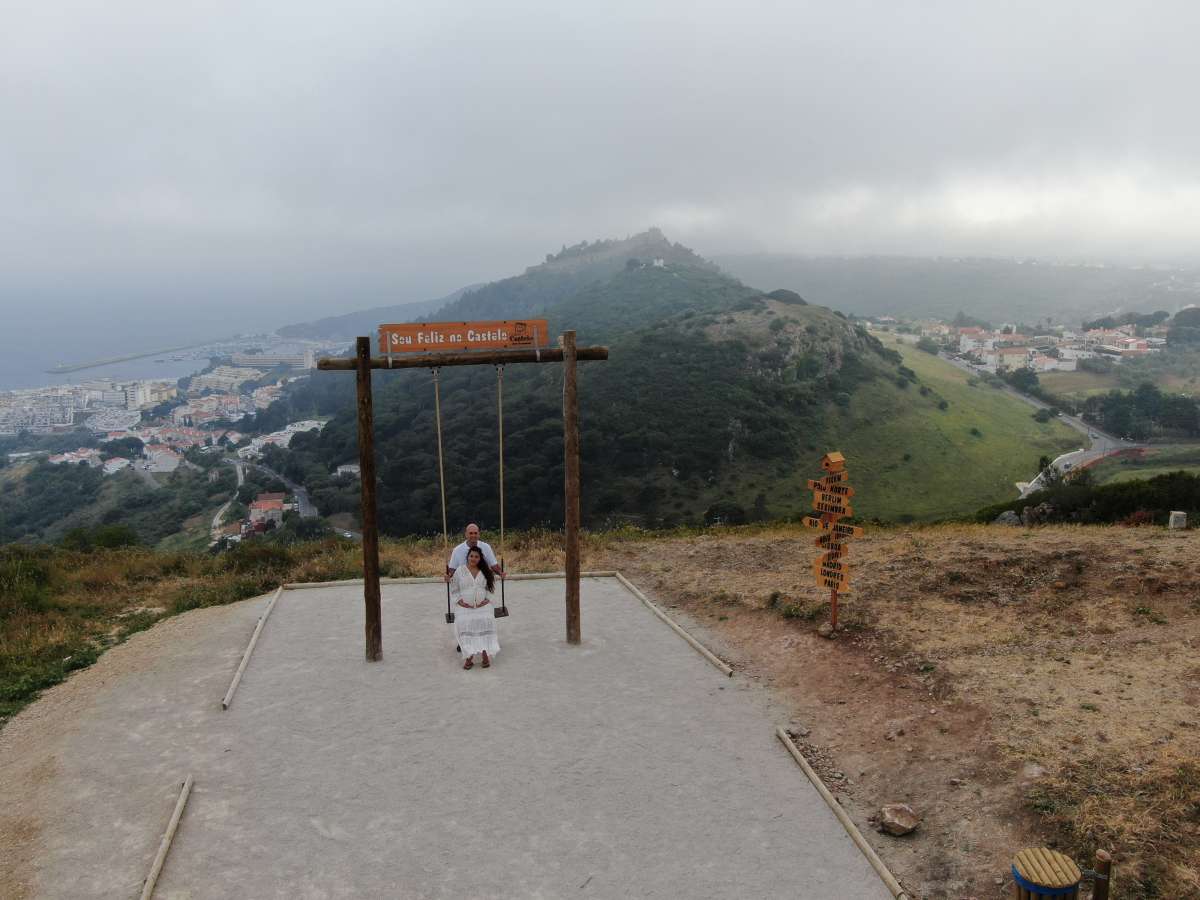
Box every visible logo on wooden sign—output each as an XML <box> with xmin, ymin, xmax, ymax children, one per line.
<box><xmin>378</xmin><ymin>320</ymin><xmax>549</xmax><ymax>353</ymax></box>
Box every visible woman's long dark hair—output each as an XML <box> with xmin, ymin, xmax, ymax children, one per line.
<box><xmin>466</xmin><ymin>547</ymin><xmax>495</xmax><ymax>593</ymax></box>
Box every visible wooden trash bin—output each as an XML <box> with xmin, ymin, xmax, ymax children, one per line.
<box><xmin>1012</xmin><ymin>848</ymin><xmax>1083</xmax><ymax>899</ymax></box>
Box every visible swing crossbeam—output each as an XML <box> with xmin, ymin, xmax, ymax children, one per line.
<box><xmin>325</xmin><ymin>334</ymin><xmax>605</xmax><ymax>661</ymax></box>
<box><xmin>318</xmin><ymin>346</ymin><xmax>608</xmax><ymax>371</ymax></box>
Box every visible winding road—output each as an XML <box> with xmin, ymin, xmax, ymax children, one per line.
<box><xmin>243</xmin><ymin>461</ymin><xmax>318</xmax><ymax>518</ymax></box>
<box><xmin>937</xmin><ymin>353</ymin><xmax>1143</xmax><ymax>496</ymax></box>
<box><xmin>209</xmin><ymin>463</ymin><xmax>245</xmax><ymax>542</ymax></box>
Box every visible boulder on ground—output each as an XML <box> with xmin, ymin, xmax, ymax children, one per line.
<box><xmin>993</xmin><ymin>510</ymin><xmax>1021</xmax><ymax>526</ymax></box>
<box><xmin>1021</xmin><ymin>502</ymin><xmax>1057</xmax><ymax>526</ymax></box>
<box><xmin>876</xmin><ymin>803</ymin><xmax>920</xmax><ymax>836</ymax></box>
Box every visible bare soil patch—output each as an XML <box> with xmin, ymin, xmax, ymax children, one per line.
<box><xmin>593</xmin><ymin>524</ymin><xmax>1200</xmax><ymax>899</ymax></box>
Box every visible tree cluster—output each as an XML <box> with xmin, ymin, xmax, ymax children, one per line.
<box><xmin>1081</xmin><ymin>383</ymin><xmax>1200</xmax><ymax>441</ymax></box>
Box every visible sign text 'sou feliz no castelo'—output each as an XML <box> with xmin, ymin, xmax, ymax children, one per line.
<box><xmin>378</xmin><ymin>320</ymin><xmax>550</xmax><ymax>354</ymax></box>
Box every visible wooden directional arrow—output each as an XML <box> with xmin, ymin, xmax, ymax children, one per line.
<box><xmin>813</xmin><ymin>499</ymin><xmax>852</xmax><ymax>517</ymax></box>
<box><xmin>814</xmin><ymin>556</ymin><xmax>848</xmax><ymax>575</ymax></box>
<box><xmin>815</xmin><ymin>538</ymin><xmax>848</xmax><ymax>557</ymax></box>
<box><xmin>813</xmin><ymin>490</ymin><xmax>851</xmax><ymax>507</ymax></box>
<box><xmin>831</xmin><ymin>522</ymin><xmax>865</xmax><ymax>539</ymax></box>
<box><xmin>806</xmin><ymin>474</ymin><xmax>852</xmax><ymax>493</ymax></box>
<box><xmin>817</xmin><ymin>574</ymin><xmax>850</xmax><ymax>592</ymax></box>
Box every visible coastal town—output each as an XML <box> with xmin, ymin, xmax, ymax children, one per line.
<box><xmin>869</xmin><ymin>316</ymin><xmax>1165</xmax><ymax>373</ymax></box>
<box><xmin>0</xmin><ymin>337</ymin><xmax>335</xmax><ymax>436</ymax></box>
<box><xmin>1</xmin><ymin>336</ymin><xmax>348</xmax><ymax>546</ymax></box>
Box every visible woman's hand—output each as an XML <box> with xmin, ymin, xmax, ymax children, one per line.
<box><xmin>477</xmin><ymin>598</ymin><xmax>490</xmax><ymax>607</ymax></box>
<box><xmin>456</xmin><ymin>600</ymin><xmax>470</xmax><ymax>608</ymax></box>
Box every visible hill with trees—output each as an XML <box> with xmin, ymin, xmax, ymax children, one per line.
<box><xmin>255</xmin><ymin>232</ymin><xmax>1079</xmax><ymax>531</ymax></box>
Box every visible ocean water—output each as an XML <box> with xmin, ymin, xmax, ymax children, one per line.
<box><xmin>0</xmin><ymin>305</ymin><xmax>278</xmax><ymax>392</ymax></box>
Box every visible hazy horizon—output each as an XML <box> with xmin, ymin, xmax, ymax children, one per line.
<box><xmin>3</xmin><ymin>1</ymin><xmax>1199</xmax><ymax>368</ymax></box>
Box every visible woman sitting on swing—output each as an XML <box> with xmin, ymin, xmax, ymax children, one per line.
<box><xmin>449</xmin><ymin>546</ymin><xmax>500</xmax><ymax>670</ymax></box>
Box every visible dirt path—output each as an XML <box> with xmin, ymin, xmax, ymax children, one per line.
<box><xmin>595</xmin><ymin>525</ymin><xmax>1200</xmax><ymax>898</ymax></box>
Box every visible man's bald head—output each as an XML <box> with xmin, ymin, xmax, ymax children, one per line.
<box><xmin>465</xmin><ymin>523</ymin><xmax>480</xmax><ymax>544</ymax></box>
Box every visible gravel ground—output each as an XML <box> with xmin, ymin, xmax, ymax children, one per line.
<box><xmin>1</xmin><ymin>576</ymin><xmax>890</xmax><ymax>899</ymax></box>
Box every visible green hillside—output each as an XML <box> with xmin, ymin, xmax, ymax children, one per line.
<box><xmin>1090</xmin><ymin>445</ymin><xmax>1200</xmax><ymax>485</ymax></box>
<box><xmin>253</xmin><ymin>233</ymin><xmax>1082</xmax><ymax>530</ymax></box>
<box><xmin>818</xmin><ymin>341</ymin><xmax>1079</xmax><ymax>520</ymax></box>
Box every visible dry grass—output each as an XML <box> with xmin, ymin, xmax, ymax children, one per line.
<box><xmin>581</xmin><ymin>522</ymin><xmax>1200</xmax><ymax>898</ymax></box>
<box><xmin>1030</xmin><ymin>749</ymin><xmax>1200</xmax><ymax>895</ymax></box>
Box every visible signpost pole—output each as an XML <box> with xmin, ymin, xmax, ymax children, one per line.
<box><xmin>562</xmin><ymin>330</ymin><xmax>582</xmax><ymax>645</ymax></box>
<box><xmin>355</xmin><ymin>336</ymin><xmax>383</xmax><ymax>662</ymax></box>
<box><xmin>803</xmin><ymin>452</ymin><xmax>860</xmax><ymax>635</ymax></box>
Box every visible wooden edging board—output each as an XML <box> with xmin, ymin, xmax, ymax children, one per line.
<box><xmin>775</xmin><ymin>728</ymin><xmax>910</xmax><ymax>900</ymax></box>
<box><xmin>221</xmin><ymin>587</ymin><xmax>283</xmax><ymax>710</ymax></box>
<box><xmin>138</xmin><ymin>775</ymin><xmax>193</xmax><ymax>900</ymax></box>
<box><xmin>610</xmin><ymin>572</ymin><xmax>734</xmax><ymax>677</ymax></box>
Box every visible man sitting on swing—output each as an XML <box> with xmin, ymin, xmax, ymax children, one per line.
<box><xmin>444</xmin><ymin>523</ymin><xmax>505</xmax><ymax>581</ymax></box>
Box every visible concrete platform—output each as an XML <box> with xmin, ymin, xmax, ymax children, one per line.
<box><xmin>16</xmin><ymin>577</ymin><xmax>892</xmax><ymax>898</ymax></box>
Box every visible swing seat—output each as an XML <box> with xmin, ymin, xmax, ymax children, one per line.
<box><xmin>493</xmin><ymin>606</ymin><xmax>509</xmax><ymax>618</ymax></box>
<box><xmin>445</xmin><ymin>612</ymin><xmax>456</xmax><ymax>624</ymax></box>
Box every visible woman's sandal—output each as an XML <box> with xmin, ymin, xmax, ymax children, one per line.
<box><xmin>463</xmin><ymin>658</ymin><xmax>474</xmax><ymax>670</ymax></box>
<box><xmin>481</xmin><ymin>654</ymin><xmax>490</xmax><ymax>669</ymax></box>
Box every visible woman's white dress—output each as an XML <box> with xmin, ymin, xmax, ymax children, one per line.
<box><xmin>450</xmin><ymin>565</ymin><xmax>500</xmax><ymax>658</ymax></box>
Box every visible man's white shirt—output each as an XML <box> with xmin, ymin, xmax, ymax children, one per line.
<box><xmin>448</xmin><ymin>540</ymin><xmax>499</xmax><ymax>570</ymax></box>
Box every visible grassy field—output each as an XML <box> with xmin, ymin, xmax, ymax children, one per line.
<box><xmin>809</xmin><ymin>340</ymin><xmax>1079</xmax><ymax>520</ymax></box>
<box><xmin>1039</xmin><ymin>368</ymin><xmax>1120</xmax><ymax>398</ymax></box>
<box><xmin>1091</xmin><ymin>444</ymin><xmax>1200</xmax><ymax>485</ymax></box>
<box><xmin>155</xmin><ymin>509</ymin><xmax>219</xmax><ymax>552</ymax></box>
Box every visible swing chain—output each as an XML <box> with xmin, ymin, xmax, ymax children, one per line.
<box><xmin>431</xmin><ymin>367</ymin><xmax>449</xmax><ymax>548</ymax></box>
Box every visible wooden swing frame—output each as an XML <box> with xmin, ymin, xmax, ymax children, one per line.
<box><xmin>317</xmin><ymin>331</ymin><xmax>608</xmax><ymax>661</ymax></box>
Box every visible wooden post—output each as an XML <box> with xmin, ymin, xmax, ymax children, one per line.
<box><xmin>562</xmin><ymin>330</ymin><xmax>581</xmax><ymax>644</ymax></box>
<box><xmin>356</xmin><ymin>336</ymin><xmax>383</xmax><ymax>661</ymax></box>
<box><xmin>830</xmin><ymin>587</ymin><xmax>839</xmax><ymax>630</ymax></box>
<box><xmin>1092</xmin><ymin>849</ymin><xmax>1112</xmax><ymax>900</ymax></box>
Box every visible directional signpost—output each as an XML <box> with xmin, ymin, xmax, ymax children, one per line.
<box><xmin>801</xmin><ymin>452</ymin><xmax>864</xmax><ymax>632</ymax></box>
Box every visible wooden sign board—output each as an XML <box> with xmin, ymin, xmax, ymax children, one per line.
<box><xmin>804</xmin><ymin>516</ymin><xmax>863</xmax><ymax>539</ymax></box>
<box><xmin>813</xmin><ymin>490</ymin><xmax>848</xmax><ymax>507</ymax></box>
<box><xmin>815</xmin><ymin>537</ymin><xmax>847</xmax><ymax>556</ymax></box>
<box><xmin>807</xmin><ymin>476</ymin><xmax>853</xmax><ymax>493</ymax></box>
<box><xmin>378</xmin><ymin>320</ymin><xmax>549</xmax><ymax>354</ymax></box>
<box><xmin>814</xmin><ymin>569</ymin><xmax>849</xmax><ymax>588</ymax></box>
<box><xmin>817</xmin><ymin>574</ymin><xmax>850</xmax><ymax>592</ymax></box>
<box><xmin>815</xmin><ymin>556</ymin><xmax>847</xmax><ymax>574</ymax></box>
<box><xmin>813</xmin><ymin>499</ymin><xmax>852</xmax><ymax>517</ymax></box>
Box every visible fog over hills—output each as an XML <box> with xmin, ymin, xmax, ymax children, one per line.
<box><xmin>713</xmin><ymin>254</ymin><xmax>1200</xmax><ymax>326</ymax></box>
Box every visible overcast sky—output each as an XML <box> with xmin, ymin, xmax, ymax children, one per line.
<box><xmin>3</xmin><ymin>0</ymin><xmax>1199</xmax><ymax>336</ymax></box>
